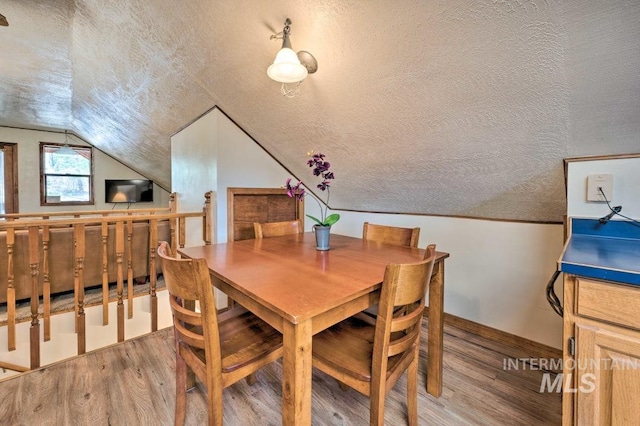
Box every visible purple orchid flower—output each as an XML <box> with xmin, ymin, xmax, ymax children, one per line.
<box><xmin>285</xmin><ymin>178</ymin><xmax>305</xmax><ymax>201</ymax></box>
<box><xmin>284</xmin><ymin>152</ymin><xmax>340</xmax><ymax>226</ymax></box>
<box><xmin>317</xmin><ymin>181</ymin><xmax>331</xmax><ymax>191</ymax></box>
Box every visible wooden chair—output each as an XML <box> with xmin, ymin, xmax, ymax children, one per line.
<box><xmin>362</xmin><ymin>222</ymin><xmax>420</xmax><ymax>248</ymax></box>
<box><xmin>312</xmin><ymin>245</ymin><xmax>437</xmax><ymax>426</ymax></box>
<box><xmin>253</xmin><ymin>219</ymin><xmax>302</xmax><ymax>239</ymax></box>
<box><xmin>157</xmin><ymin>241</ymin><xmax>283</xmax><ymax>426</ymax></box>
<box><xmin>360</xmin><ymin>222</ymin><xmax>421</xmax><ymax>320</ymax></box>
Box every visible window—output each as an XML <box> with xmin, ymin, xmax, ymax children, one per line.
<box><xmin>40</xmin><ymin>142</ymin><xmax>94</xmax><ymax>206</ymax></box>
<box><xmin>0</xmin><ymin>143</ymin><xmax>19</xmax><ymax>214</ymax></box>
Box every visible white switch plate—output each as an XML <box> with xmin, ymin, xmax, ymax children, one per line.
<box><xmin>587</xmin><ymin>174</ymin><xmax>613</xmax><ymax>202</ymax></box>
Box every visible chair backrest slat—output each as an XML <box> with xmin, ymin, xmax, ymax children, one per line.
<box><xmin>387</xmin><ymin>326</ymin><xmax>421</xmax><ymax>357</ymax></box>
<box><xmin>362</xmin><ymin>222</ymin><xmax>420</xmax><ymax>248</ymax></box>
<box><xmin>169</xmin><ymin>296</ymin><xmax>203</xmax><ymax>326</ymax></box>
<box><xmin>174</xmin><ymin>323</ymin><xmax>207</xmax><ymax>350</ymax></box>
<box><xmin>390</xmin><ymin>301</ymin><xmax>424</xmax><ymax>333</ymax></box>
<box><xmin>254</xmin><ymin>219</ymin><xmax>302</xmax><ymax>239</ymax></box>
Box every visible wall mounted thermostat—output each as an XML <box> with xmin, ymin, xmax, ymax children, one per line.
<box><xmin>586</xmin><ymin>174</ymin><xmax>614</xmax><ymax>202</ymax></box>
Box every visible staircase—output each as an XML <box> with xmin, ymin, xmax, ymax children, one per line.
<box><xmin>0</xmin><ymin>290</ymin><xmax>172</xmax><ymax>381</ymax></box>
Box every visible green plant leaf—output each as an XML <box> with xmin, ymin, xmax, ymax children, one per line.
<box><xmin>306</xmin><ymin>214</ymin><xmax>324</xmax><ymax>226</ymax></box>
<box><xmin>324</xmin><ymin>213</ymin><xmax>340</xmax><ymax>226</ymax></box>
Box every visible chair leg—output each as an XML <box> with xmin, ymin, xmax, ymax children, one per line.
<box><xmin>407</xmin><ymin>356</ymin><xmax>419</xmax><ymax>426</ymax></box>
<box><xmin>175</xmin><ymin>356</ymin><xmax>187</xmax><ymax>426</ymax></box>
<box><xmin>186</xmin><ymin>369</ymin><xmax>196</xmax><ymax>391</ymax></box>
<box><xmin>245</xmin><ymin>373</ymin><xmax>257</xmax><ymax>386</ymax></box>
<box><xmin>206</xmin><ymin>377</ymin><xmax>224</xmax><ymax>426</ymax></box>
<box><xmin>370</xmin><ymin>382</ymin><xmax>386</xmax><ymax>426</ymax></box>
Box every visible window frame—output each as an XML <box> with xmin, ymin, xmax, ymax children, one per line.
<box><xmin>0</xmin><ymin>142</ymin><xmax>19</xmax><ymax>214</ymax></box>
<box><xmin>40</xmin><ymin>142</ymin><xmax>95</xmax><ymax>206</ymax></box>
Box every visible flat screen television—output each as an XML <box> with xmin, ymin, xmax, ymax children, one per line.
<box><xmin>105</xmin><ymin>179</ymin><xmax>153</xmax><ymax>203</ymax></box>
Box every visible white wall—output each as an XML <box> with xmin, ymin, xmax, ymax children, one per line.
<box><xmin>0</xmin><ymin>127</ymin><xmax>170</xmax><ymax>212</ymax></box>
<box><xmin>170</xmin><ymin>113</ymin><xmax>218</xmax><ymax>246</ymax></box>
<box><xmin>171</xmin><ymin>107</ymin><xmax>565</xmax><ymax>349</ymax></box>
<box><xmin>171</xmin><ymin>108</ymin><xmax>294</xmax><ymax>246</ymax></box>
<box><xmin>216</xmin><ymin>112</ymin><xmax>295</xmax><ymax>243</ymax></box>
<box><xmin>333</xmin><ymin>212</ymin><xmax>564</xmax><ymax>348</ymax></box>
<box><xmin>567</xmin><ymin>156</ymin><xmax>640</xmax><ymax>220</ymax></box>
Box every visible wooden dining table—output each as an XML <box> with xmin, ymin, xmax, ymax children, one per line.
<box><xmin>178</xmin><ymin>232</ymin><xmax>449</xmax><ymax>426</ymax></box>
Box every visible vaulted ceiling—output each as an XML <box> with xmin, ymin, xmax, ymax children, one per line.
<box><xmin>1</xmin><ymin>0</ymin><xmax>639</xmax><ymax>222</ymax></box>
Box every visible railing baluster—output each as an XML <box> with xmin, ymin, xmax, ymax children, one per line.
<box><xmin>74</xmin><ymin>224</ymin><xmax>86</xmax><ymax>355</ymax></box>
<box><xmin>73</xmin><ymin>227</ymin><xmax>79</xmax><ymax>333</ymax></box>
<box><xmin>28</xmin><ymin>226</ymin><xmax>40</xmax><ymax>369</ymax></box>
<box><xmin>126</xmin><ymin>219</ymin><xmax>134</xmax><ymax>319</ymax></box>
<box><xmin>149</xmin><ymin>218</ymin><xmax>158</xmax><ymax>332</ymax></box>
<box><xmin>115</xmin><ymin>221</ymin><xmax>125</xmax><ymax>342</ymax></box>
<box><xmin>42</xmin><ymin>224</ymin><xmax>51</xmax><ymax>341</ymax></box>
<box><xmin>6</xmin><ymin>225</ymin><xmax>16</xmax><ymax>351</ymax></box>
<box><xmin>101</xmin><ymin>221</ymin><xmax>109</xmax><ymax>325</ymax></box>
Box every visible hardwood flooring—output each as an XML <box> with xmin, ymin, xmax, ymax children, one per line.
<box><xmin>0</xmin><ymin>318</ymin><xmax>561</xmax><ymax>425</ymax></box>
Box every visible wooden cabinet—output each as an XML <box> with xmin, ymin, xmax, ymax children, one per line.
<box><xmin>563</xmin><ymin>275</ymin><xmax>640</xmax><ymax>426</ymax></box>
<box><xmin>227</xmin><ymin>187</ymin><xmax>304</xmax><ymax>241</ymax></box>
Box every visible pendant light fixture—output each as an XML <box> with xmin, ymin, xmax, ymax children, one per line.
<box><xmin>57</xmin><ymin>130</ymin><xmax>77</xmax><ymax>156</ymax></box>
<box><xmin>267</xmin><ymin>18</ymin><xmax>317</xmax><ymax>97</ymax></box>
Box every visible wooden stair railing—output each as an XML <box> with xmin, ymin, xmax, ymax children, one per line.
<box><xmin>0</xmin><ymin>191</ymin><xmax>214</xmax><ymax>373</ymax></box>
<box><xmin>0</xmin><ymin>192</ymin><xmax>177</xmax><ymax>221</ymax></box>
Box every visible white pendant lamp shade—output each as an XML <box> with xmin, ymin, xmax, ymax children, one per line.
<box><xmin>267</xmin><ymin>47</ymin><xmax>308</xmax><ymax>83</ymax></box>
<box><xmin>267</xmin><ymin>18</ymin><xmax>317</xmax><ymax>96</ymax></box>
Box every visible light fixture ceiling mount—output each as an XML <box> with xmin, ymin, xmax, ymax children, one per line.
<box><xmin>267</xmin><ymin>18</ymin><xmax>317</xmax><ymax>97</ymax></box>
<box><xmin>57</xmin><ymin>130</ymin><xmax>77</xmax><ymax>156</ymax></box>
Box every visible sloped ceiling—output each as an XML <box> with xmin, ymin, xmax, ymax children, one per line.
<box><xmin>1</xmin><ymin>0</ymin><xmax>639</xmax><ymax>222</ymax></box>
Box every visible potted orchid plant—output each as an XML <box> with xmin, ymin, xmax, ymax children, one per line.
<box><xmin>285</xmin><ymin>152</ymin><xmax>339</xmax><ymax>250</ymax></box>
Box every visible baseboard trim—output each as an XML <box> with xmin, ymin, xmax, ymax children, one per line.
<box><xmin>425</xmin><ymin>310</ymin><xmax>562</xmax><ymax>361</ymax></box>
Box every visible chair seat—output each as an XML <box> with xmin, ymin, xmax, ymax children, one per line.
<box><xmin>313</xmin><ymin>316</ymin><xmax>410</xmax><ymax>382</ymax></box>
<box><xmin>188</xmin><ymin>307</ymin><xmax>282</xmax><ymax>374</ymax></box>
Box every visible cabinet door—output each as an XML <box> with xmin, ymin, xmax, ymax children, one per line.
<box><xmin>575</xmin><ymin>322</ymin><xmax>640</xmax><ymax>425</ymax></box>
<box><xmin>227</xmin><ymin>188</ymin><xmax>304</xmax><ymax>241</ymax></box>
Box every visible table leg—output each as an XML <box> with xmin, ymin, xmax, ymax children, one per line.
<box><xmin>282</xmin><ymin>319</ymin><xmax>313</xmax><ymax>426</ymax></box>
<box><xmin>427</xmin><ymin>261</ymin><xmax>445</xmax><ymax>397</ymax></box>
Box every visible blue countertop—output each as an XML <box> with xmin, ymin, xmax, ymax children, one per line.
<box><xmin>559</xmin><ymin>218</ymin><xmax>640</xmax><ymax>286</ymax></box>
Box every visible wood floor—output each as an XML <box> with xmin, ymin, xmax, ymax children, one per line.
<box><xmin>0</xmin><ymin>318</ymin><xmax>562</xmax><ymax>425</ymax></box>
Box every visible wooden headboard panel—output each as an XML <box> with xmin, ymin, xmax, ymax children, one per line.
<box><xmin>227</xmin><ymin>187</ymin><xmax>304</xmax><ymax>241</ymax></box>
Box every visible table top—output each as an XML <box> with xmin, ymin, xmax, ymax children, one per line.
<box><xmin>179</xmin><ymin>233</ymin><xmax>449</xmax><ymax>324</ymax></box>
<box><xmin>559</xmin><ymin>218</ymin><xmax>640</xmax><ymax>285</ymax></box>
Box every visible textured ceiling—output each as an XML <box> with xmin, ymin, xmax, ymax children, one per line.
<box><xmin>1</xmin><ymin>0</ymin><xmax>639</xmax><ymax>222</ymax></box>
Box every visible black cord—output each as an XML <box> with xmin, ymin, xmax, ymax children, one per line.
<box><xmin>598</xmin><ymin>187</ymin><xmax>640</xmax><ymax>227</ymax></box>
<box><xmin>545</xmin><ymin>269</ymin><xmax>563</xmax><ymax>317</ymax></box>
